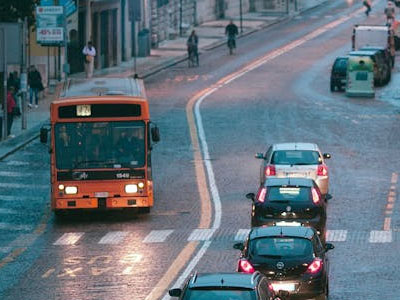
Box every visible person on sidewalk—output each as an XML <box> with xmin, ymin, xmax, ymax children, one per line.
<box><xmin>6</xmin><ymin>86</ymin><xmax>16</xmax><ymax>138</ymax></box>
<box><xmin>187</xmin><ymin>30</ymin><xmax>199</xmax><ymax>66</ymax></box>
<box><xmin>385</xmin><ymin>1</ymin><xmax>396</xmax><ymax>25</ymax></box>
<box><xmin>363</xmin><ymin>0</ymin><xmax>372</xmax><ymax>16</ymax></box>
<box><xmin>82</xmin><ymin>41</ymin><xmax>96</xmax><ymax>78</ymax></box>
<box><xmin>28</xmin><ymin>65</ymin><xmax>43</xmax><ymax>108</ymax></box>
<box><xmin>225</xmin><ymin>20</ymin><xmax>239</xmax><ymax>50</ymax></box>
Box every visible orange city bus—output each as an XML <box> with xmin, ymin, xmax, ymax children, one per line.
<box><xmin>40</xmin><ymin>78</ymin><xmax>160</xmax><ymax>215</ymax></box>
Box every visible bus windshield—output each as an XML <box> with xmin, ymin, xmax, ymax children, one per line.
<box><xmin>55</xmin><ymin>121</ymin><xmax>146</xmax><ymax>170</ymax></box>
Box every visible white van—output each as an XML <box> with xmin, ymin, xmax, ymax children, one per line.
<box><xmin>346</xmin><ymin>55</ymin><xmax>374</xmax><ymax>98</ymax></box>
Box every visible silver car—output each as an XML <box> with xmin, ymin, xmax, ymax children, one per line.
<box><xmin>256</xmin><ymin>143</ymin><xmax>331</xmax><ymax>196</ymax></box>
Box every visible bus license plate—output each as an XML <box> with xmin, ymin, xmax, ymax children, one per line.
<box><xmin>95</xmin><ymin>192</ymin><xmax>109</xmax><ymax>198</ymax></box>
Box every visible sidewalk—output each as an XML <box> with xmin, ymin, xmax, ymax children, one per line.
<box><xmin>0</xmin><ymin>4</ymin><xmax>327</xmax><ymax>160</ymax></box>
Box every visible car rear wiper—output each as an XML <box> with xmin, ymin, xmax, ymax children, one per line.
<box><xmin>269</xmin><ymin>200</ymin><xmax>289</xmax><ymax>203</ymax></box>
<box><xmin>258</xmin><ymin>254</ymin><xmax>283</xmax><ymax>258</ymax></box>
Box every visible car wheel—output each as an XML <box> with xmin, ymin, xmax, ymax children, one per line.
<box><xmin>330</xmin><ymin>81</ymin><xmax>335</xmax><ymax>92</ymax></box>
<box><xmin>54</xmin><ymin>209</ymin><xmax>67</xmax><ymax>218</ymax></box>
<box><xmin>326</xmin><ymin>280</ymin><xmax>329</xmax><ymax>297</ymax></box>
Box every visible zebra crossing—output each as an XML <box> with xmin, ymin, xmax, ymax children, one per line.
<box><xmin>48</xmin><ymin>229</ymin><xmax>400</xmax><ymax>246</ymax></box>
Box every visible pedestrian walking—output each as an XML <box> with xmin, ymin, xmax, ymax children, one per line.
<box><xmin>385</xmin><ymin>1</ymin><xmax>396</xmax><ymax>24</ymax></box>
<box><xmin>82</xmin><ymin>41</ymin><xmax>96</xmax><ymax>78</ymax></box>
<box><xmin>186</xmin><ymin>30</ymin><xmax>199</xmax><ymax>67</ymax></box>
<box><xmin>225</xmin><ymin>19</ymin><xmax>239</xmax><ymax>54</ymax></box>
<box><xmin>6</xmin><ymin>86</ymin><xmax>16</xmax><ymax>138</ymax></box>
<box><xmin>28</xmin><ymin>65</ymin><xmax>43</xmax><ymax>108</ymax></box>
<box><xmin>363</xmin><ymin>0</ymin><xmax>372</xmax><ymax>16</ymax></box>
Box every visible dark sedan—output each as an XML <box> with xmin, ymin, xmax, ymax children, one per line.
<box><xmin>248</xmin><ymin>177</ymin><xmax>328</xmax><ymax>244</ymax></box>
<box><xmin>234</xmin><ymin>226</ymin><xmax>334</xmax><ymax>300</ymax></box>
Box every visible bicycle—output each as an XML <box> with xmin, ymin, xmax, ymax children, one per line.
<box><xmin>187</xmin><ymin>45</ymin><xmax>199</xmax><ymax>67</ymax></box>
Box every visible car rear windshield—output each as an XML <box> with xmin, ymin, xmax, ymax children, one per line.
<box><xmin>250</xmin><ymin>237</ymin><xmax>313</xmax><ymax>258</ymax></box>
<box><xmin>334</xmin><ymin>59</ymin><xmax>348</xmax><ymax>70</ymax></box>
<box><xmin>267</xmin><ymin>186</ymin><xmax>310</xmax><ymax>202</ymax></box>
<box><xmin>271</xmin><ymin>150</ymin><xmax>321</xmax><ymax>165</ymax></box>
<box><xmin>184</xmin><ymin>289</ymin><xmax>256</xmax><ymax>300</ymax></box>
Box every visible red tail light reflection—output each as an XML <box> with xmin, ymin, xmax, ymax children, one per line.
<box><xmin>238</xmin><ymin>259</ymin><xmax>255</xmax><ymax>274</ymax></box>
<box><xmin>257</xmin><ymin>187</ymin><xmax>267</xmax><ymax>203</ymax></box>
<box><xmin>317</xmin><ymin>164</ymin><xmax>328</xmax><ymax>176</ymax></box>
<box><xmin>265</xmin><ymin>165</ymin><xmax>276</xmax><ymax>177</ymax></box>
<box><xmin>306</xmin><ymin>258</ymin><xmax>323</xmax><ymax>274</ymax></box>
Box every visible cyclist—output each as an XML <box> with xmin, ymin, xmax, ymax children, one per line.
<box><xmin>186</xmin><ymin>30</ymin><xmax>199</xmax><ymax>66</ymax></box>
<box><xmin>225</xmin><ymin>20</ymin><xmax>239</xmax><ymax>53</ymax></box>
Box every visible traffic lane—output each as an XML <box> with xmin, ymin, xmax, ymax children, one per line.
<box><xmin>0</xmin><ymin>236</ymin><xmax>201</xmax><ymax>300</ymax></box>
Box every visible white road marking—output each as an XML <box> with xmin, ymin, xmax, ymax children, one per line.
<box><xmin>0</xmin><ymin>195</ymin><xmax>44</xmax><ymax>201</ymax></box>
<box><xmin>369</xmin><ymin>230</ymin><xmax>392</xmax><ymax>243</ymax></box>
<box><xmin>235</xmin><ymin>229</ymin><xmax>251</xmax><ymax>241</ymax></box>
<box><xmin>0</xmin><ymin>223</ymin><xmax>32</xmax><ymax>231</ymax></box>
<box><xmin>0</xmin><ymin>171</ymin><xmax>33</xmax><ymax>177</ymax></box>
<box><xmin>5</xmin><ymin>161</ymin><xmax>30</xmax><ymax>166</ymax></box>
<box><xmin>0</xmin><ymin>208</ymin><xmax>17</xmax><ymax>214</ymax></box>
<box><xmin>0</xmin><ymin>183</ymin><xmax>48</xmax><ymax>189</ymax></box>
<box><xmin>188</xmin><ymin>229</ymin><xmax>216</xmax><ymax>241</ymax></box>
<box><xmin>326</xmin><ymin>230</ymin><xmax>347</xmax><ymax>242</ymax></box>
<box><xmin>98</xmin><ymin>231</ymin><xmax>129</xmax><ymax>244</ymax></box>
<box><xmin>53</xmin><ymin>232</ymin><xmax>84</xmax><ymax>245</ymax></box>
<box><xmin>143</xmin><ymin>230</ymin><xmax>174</xmax><ymax>243</ymax></box>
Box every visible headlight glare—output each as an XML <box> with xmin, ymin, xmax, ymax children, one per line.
<box><xmin>65</xmin><ymin>186</ymin><xmax>78</xmax><ymax>194</ymax></box>
<box><xmin>58</xmin><ymin>184</ymin><xmax>65</xmax><ymax>190</ymax></box>
<box><xmin>125</xmin><ymin>184</ymin><xmax>138</xmax><ymax>193</ymax></box>
<box><xmin>138</xmin><ymin>182</ymin><xmax>145</xmax><ymax>189</ymax></box>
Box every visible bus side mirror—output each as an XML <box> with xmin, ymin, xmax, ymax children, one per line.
<box><xmin>40</xmin><ymin>127</ymin><xmax>48</xmax><ymax>144</ymax></box>
<box><xmin>151</xmin><ymin>126</ymin><xmax>160</xmax><ymax>143</ymax></box>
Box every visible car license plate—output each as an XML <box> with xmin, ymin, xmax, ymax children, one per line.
<box><xmin>271</xmin><ymin>282</ymin><xmax>296</xmax><ymax>292</ymax></box>
<box><xmin>286</xmin><ymin>173</ymin><xmax>306</xmax><ymax>178</ymax></box>
<box><xmin>95</xmin><ymin>192</ymin><xmax>109</xmax><ymax>198</ymax></box>
<box><xmin>275</xmin><ymin>221</ymin><xmax>302</xmax><ymax>227</ymax></box>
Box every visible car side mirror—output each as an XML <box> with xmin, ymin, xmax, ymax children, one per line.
<box><xmin>169</xmin><ymin>288</ymin><xmax>182</xmax><ymax>297</ymax></box>
<box><xmin>325</xmin><ymin>243</ymin><xmax>335</xmax><ymax>251</ymax></box>
<box><xmin>325</xmin><ymin>194</ymin><xmax>332</xmax><ymax>201</ymax></box>
<box><xmin>246</xmin><ymin>193</ymin><xmax>255</xmax><ymax>201</ymax></box>
<box><xmin>233</xmin><ymin>242</ymin><xmax>244</xmax><ymax>251</ymax></box>
<box><xmin>151</xmin><ymin>126</ymin><xmax>160</xmax><ymax>143</ymax></box>
<box><xmin>40</xmin><ymin>127</ymin><xmax>48</xmax><ymax>144</ymax></box>
<box><xmin>323</xmin><ymin>153</ymin><xmax>331</xmax><ymax>159</ymax></box>
<box><xmin>255</xmin><ymin>153</ymin><xmax>264</xmax><ymax>159</ymax></box>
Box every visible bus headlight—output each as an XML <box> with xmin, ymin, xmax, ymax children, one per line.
<box><xmin>125</xmin><ymin>184</ymin><xmax>138</xmax><ymax>193</ymax></box>
<box><xmin>58</xmin><ymin>184</ymin><xmax>65</xmax><ymax>190</ymax></box>
<box><xmin>65</xmin><ymin>186</ymin><xmax>78</xmax><ymax>194</ymax></box>
<box><xmin>138</xmin><ymin>182</ymin><xmax>145</xmax><ymax>189</ymax></box>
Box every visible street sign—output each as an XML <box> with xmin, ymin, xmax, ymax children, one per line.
<box><xmin>60</xmin><ymin>0</ymin><xmax>77</xmax><ymax>17</ymax></box>
<box><xmin>0</xmin><ymin>23</ymin><xmax>22</xmax><ymax>70</ymax></box>
<box><xmin>36</xmin><ymin>6</ymin><xmax>64</xmax><ymax>45</ymax></box>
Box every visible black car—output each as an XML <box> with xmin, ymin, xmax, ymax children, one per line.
<box><xmin>360</xmin><ymin>46</ymin><xmax>394</xmax><ymax>69</ymax></box>
<box><xmin>169</xmin><ymin>272</ymin><xmax>282</xmax><ymax>300</ymax></box>
<box><xmin>234</xmin><ymin>226</ymin><xmax>334</xmax><ymax>300</ymax></box>
<box><xmin>330</xmin><ymin>56</ymin><xmax>348</xmax><ymax>91</ymax></box>
<box><xmin>248</xmin><ymin>177</ymin><xmax>328</xmax><ymax>244</ymax></box>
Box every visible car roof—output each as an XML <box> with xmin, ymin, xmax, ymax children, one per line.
<box><xmin>360</xmin><ymin>46</ymin><xmax>385</xmax><ymax>51</ymax></box>
<box><xmin>349</xmin><ymin>50</ymin><xmax>378</xmax><ymax>56</ymax></box>
<box><xmin>264</xmin><ymin>177</ymin><xmax>315</xmax><ymax>187</ymax></box>
<box><xmin>249</xmin><ymin>226</ymin><xmax>315</xmax><ymax>240</ymax></box>
<box><xmin>189</xmin><ymin>272</ymin><xmax>260</xmax><ymax>289</ymax></box>
<box><xmin>272</xmin><ymin>143</ymin><xmax>319</xmax><ymax>151</ymax></box>
<box><xmin>335</xmin><ymin>56</ymin><xmax>349</xmax><ymax>60</ymax></box>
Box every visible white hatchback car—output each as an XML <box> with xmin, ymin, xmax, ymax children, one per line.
<box><xmin>256</xmin><ymin>143</ymin><xmax>331</xmax><ymax>197</ymax></box>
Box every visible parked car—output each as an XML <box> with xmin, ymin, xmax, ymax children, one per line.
<box><xmin>169</xmin><ymin>272</ymin><xmax>282</xmax><ymax>300</ymax></box>
<box><xmin>349</xmin><ymin>50</ymin><xmax>391</xmax><ymax>86</ymax></box>
<box><xmin>330</xmin><ymin>56</ymin><xmax>348</xmax><ymax>91</ymax></box>
<box><xmin>360</xmin><ymin>46</ymin><xmax>393</xmax><ymax>69</ymax></box>
<box><xmin>255</xmin><ymin>143</ymin><xmax>331</xmax><ymax>197</ymax></box>
<box><xmin>247</xmin><ymin>177</ymin><xmax>328</xmax><ymax>243</ymax></box>
<box><xmin>234</xmin><ymin>226</ymin><xmax>334</xmax><ymax>300</ymax></box>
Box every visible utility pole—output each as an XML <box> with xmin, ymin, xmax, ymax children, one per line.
<box><xmin>1</xmin><ymin>27</ymin><xmax>8</xmax><ymax>141</ymax></box>
<box><xmin>179</xmin><ymin>0</ymin><xmax>183</xmax><ymax>37</ymax></box>
<box><xmin>21</xmin><ymin>18</ymin><xmax>28</xmax><ymax>130</ymax></box>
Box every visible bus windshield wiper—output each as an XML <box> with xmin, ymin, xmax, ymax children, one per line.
<box><xmin>70</xmin><ymin>160</ymin><xmax>116</xmax><ymax>170</ymax></box>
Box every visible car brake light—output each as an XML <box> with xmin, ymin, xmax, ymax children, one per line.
<box><xmin>238</xmin><ymin>259</ymin><xmax>255</xmax><ymax>274</ymax></box>
<box><xmin>317</xmin><ymin>164</ymin><xmax>328</xmax><ymax>176</ymax></box>
<box><xmin>265</xmin><ymin>165</ymin><xmax>276</xmax><ymax>177</ymax></box>
<box><xmin>311</xmin><ymin>187</ymin><xmax>320</xmax><ymax>204</ymax></box>
<box><xmin>306</xmin><ymin>258</ymin><xmax>323</xmax><ymax>274</ymax></box>
<box><xmin>257</xmin><ymin>187</ymin><xmax>267</xmax><ymax>203</ymax></box>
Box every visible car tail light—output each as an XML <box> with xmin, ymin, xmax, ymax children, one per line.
<box><xmin>311</xmin><ymin>187</ymin><xmax>320</xmax><ymax>204</ymax></box>
<box><xmin>238</xmin><ymin>259</ymin><xmax>255</xmax><ymax>274</ymax></box>
<box><xmin>264</xmin><ymin>165</ymin><xmax>276</xmax><ymax>177</ymax></box>
<box><xmin>256</xmin><ymin>187</ymin><xmax>267</xmax><ymax>203</ymax></box>
<box><xmin>306</xmin><ymin>258</ymin><xmax>323</xmax><ymax>274</ymax></box>
<box><xmin>317</xmin><ymin>164</ymin><xmax>328</xmax><ymax>176</ymax></box>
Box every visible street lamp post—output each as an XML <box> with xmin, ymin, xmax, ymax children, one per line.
<box><xmin>240</xmin><ymin>0</ymin><xmax>243</xmax><ymax>33</ymax></box>
<box><xmin>179</xmin><ymin>0</ymin><xmax>183</xmax><ymax>37</ymax></box>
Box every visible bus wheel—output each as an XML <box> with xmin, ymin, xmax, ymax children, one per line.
<box><xmin>54</xmin><ymin>210</ymin><xmax>67</xmax><ymax>218</ymax></box>
<box><xmin>139</xmin><ymin>207</ymin><xmax>151</xmax><ymax>214</ymax></box>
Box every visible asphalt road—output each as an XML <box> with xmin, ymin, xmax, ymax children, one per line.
<box><xmin>1</xmin><ymin>0</ymin><xmax>400</xmax><ymax>299</ymax></box>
